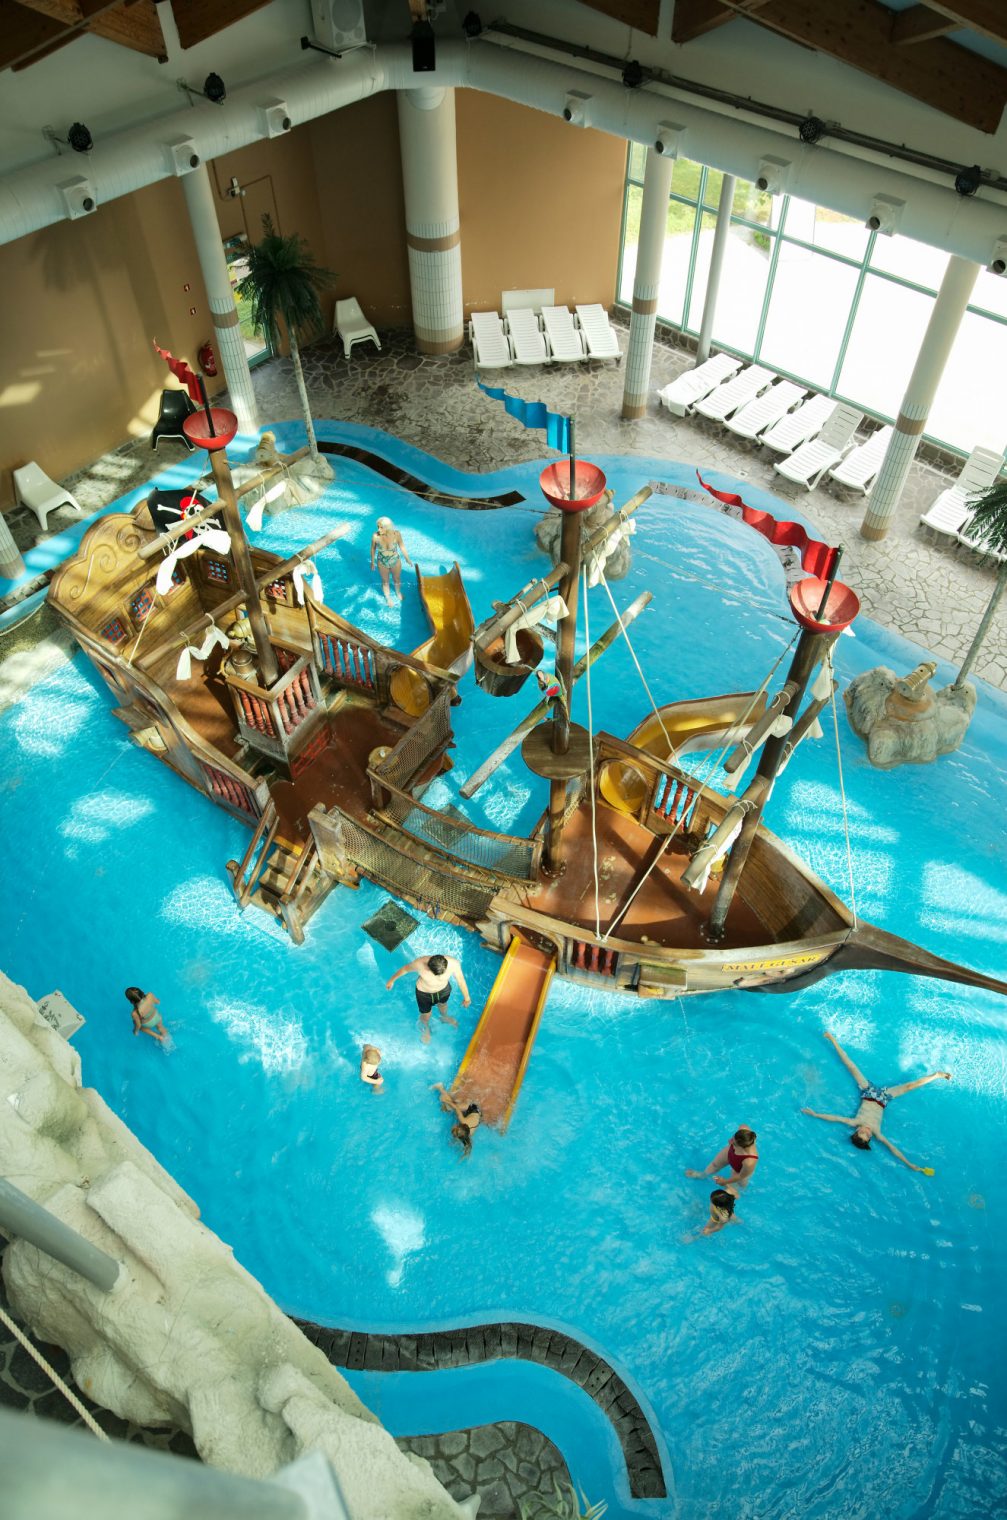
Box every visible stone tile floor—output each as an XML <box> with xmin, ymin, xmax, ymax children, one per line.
<box><xmin>3</xmin><ymin>321</ymin><xmax>1005</xmax><ymax>691</ymax></box>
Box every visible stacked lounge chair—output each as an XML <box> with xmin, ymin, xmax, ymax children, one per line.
<box><xmin>827</xmin><ymin>424</ymin><xmax>894</xmax><ymax>494</ymax></box>
<box><xmin>919</xmin><ymin>445</ymin><xmax>1004</xmax><ymax>543</ymax></box>
<box><xmin>658</xmin><ymin>353</ymin><xmax>741</xmax><ymax>417</ymax></box>
<box><xmin>504</xmin><ymin>308</ymin><xmax>550</xmax><ymax>365</ymax></box>
<box><xmin>760</xmin><ymin>393</ymin><xmax>835</xmax><ymax>456</ymax></box>
<box><xmin>541</xmin><ymin>305</ymin><xmax>586</xmax><ymax>362</ymax></box>
<box><xmin>693</xmin><ymin>364</ymin><xmax>774</xmax><ymax>423</ymax></box>
<box><xmin>773</xmin><ymin>404</ymin><xmax>864</xmax><ymax>490</ymax></box>
<box><xmin>470</xmin><ymin>311</ymin><xmax>513</xmax><ymax>369</ymax></box>
<box><xmin>574</xmin><ymin>304</ymin><xmax>622</xmax><ymax>362</ymax></box>
<box><xmin>725</xmin><ymin>380</ymin><xmax>807</xmax><ymax>441</ymax></box>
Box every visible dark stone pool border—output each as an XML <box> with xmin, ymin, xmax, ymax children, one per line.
<box><xmin>319</xmin><ymin>441</ymin><xmax>526</xmax><ymax>509</ymax></box>
<box><xmin>292</xmin><ymin>1316</ymin><xmax>667</xmax><ymax>1500</ymax></box>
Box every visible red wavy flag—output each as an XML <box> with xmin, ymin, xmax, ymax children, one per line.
<box><xmin>696</xmin><ymin>471</ymin><xmax>838</xmax><ymax>580</ymax></box>
<box><xmin>153</xmin><ymin>340</ymin><xmax>202</xmax><ymax>403</ymax></box>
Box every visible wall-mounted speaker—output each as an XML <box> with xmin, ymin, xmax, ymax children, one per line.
<box><xmin>310</xmin><ymin>0</ymin><xmax>366</xmax><ymax>51</ymax></box>
<box><xmin>260</xmin><ymin>100</ymin><xmax>293</xmax><ymax>137</ymax></box>
<box><xmin>988</xmin><ymin>237</ymin><xmax>1007</xmax><ymax>276</ymax></box>
<box><xmin>865</xmin><ymin>193</ymin><xmax>905</xmax><ymax>235</ymax></box>
<box><xmin>562</xmin><ymin>91</ymin><xmax>592</xmax><ymax>126</ymax></box>
<box><xmin>166</xmin><ymin>137</ymin><xmax>200</xmax><ymax>176</ymax></box>
<box><xmin>58</xmin><ymin>175</ymin><xmax>96</xmax><ymax>219</ymax></box>
<box><xmin>654</xmin><ymin>122</ymin><xmax>685</xmax><ymax>158</ymax></box>
<box><xmin>755</xmin><ymin>156</ymin><xmax>791</xmax><ymax>194</ymax></box>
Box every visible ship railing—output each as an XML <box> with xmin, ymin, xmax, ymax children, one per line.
<box><xmin>370</xmin><ymin>687</ymin><xmax>455</xmax><ymax>792</ymax></box>
<box><xmin>483</xmin><ymin>900</ymin><xmax>659</xmax><ymax>987</ymax></box>
<box><xmin>309</xmin><ymin>803</ymin><xmax>498</xmax><ymax>923</ymax></box>
<box><xmin>593</xmin><ymin>732</ymin><xmax>728</xmax><ymax>840</ymax></box>
<box><xmin>307</xmin><ymin>600</ymin><xmax>456</xmax><ymax>713</ymax></box>
<box><xmin>222</xmin><ymin>649</ymin><xmax>324</xmax><ymax>766</ymax></box>
<box><xmin>371</xmin><ymin>778</ymin><xmax>542</xmax><ymax>882</ymax></box>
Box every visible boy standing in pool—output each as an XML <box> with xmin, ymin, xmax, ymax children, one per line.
<box><xmin>802</xmin><ymin>1030</ymin><xmax>950</xmax><ymax>1172</ymax></box>
<box><xmin>386</xmin><ymin>953</ymin><xmax>470</xmax><ymax>1043</ymax></box>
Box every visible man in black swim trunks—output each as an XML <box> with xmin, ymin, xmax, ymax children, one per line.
<box><xmin>386</xmin><ymin>952</ymin><xmax>471</xmax><ymax>1043</ymax></box>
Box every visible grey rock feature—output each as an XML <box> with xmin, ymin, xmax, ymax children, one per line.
<box><xmin>845</xmin><ymin>660</ymin><xmax>976</xmax><ymax>767</ymax></box>
<box><xmin>535</xmin><ymin>488</ymin><xmax>633</xmax><ymax>582</ymax></box>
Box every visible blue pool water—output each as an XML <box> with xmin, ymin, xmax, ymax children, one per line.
<box><xmin>2</xmin><ymin>422</ymin><xmax>1006</xmax><ymax>1518</ymax></box>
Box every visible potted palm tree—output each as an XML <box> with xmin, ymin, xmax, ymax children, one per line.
<box><xmin>953</xmin><ymin>477</ymin><xmax>1007</xmax><ymax>690</ymax></box>
<box><xmin>236</xmin><ymin>216</ymin><xmax>336</xmax><ymax>470</ymax></box>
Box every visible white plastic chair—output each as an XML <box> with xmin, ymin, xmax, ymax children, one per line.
<box><xmin>827</xmin><ymin>424</ymin><xmax>893</xmax><ymax>494</ymax></box>
<box><xmin>541</xmin><ymin>306</ymin><xmax>586</xmax><ymax>362</ymax></box>
<box><xmin>725</xmin><ymin>380</ymin><xmax>807</xmax><ymax>441</ymax></box>
<box><xmin>760</xmin><ymin>393</ymin><xmax>835</xmax><ymax>456</ymax></box>
<box><xmin>919</xmin><ymin>446</ymin><xmax>1004</xmax><ymax>542</ymax></box>
<box><xmin>12</xmin><ymin>462</ymin><xmax>84</xmax><ymax>532</ymax></box>
<box><xmin>470</xmin><ymin>311</ymin><xmax>513</xmax><ymax>369</ymax></box>
<box><xmin>693</xmin><ymin>364</ymin><xmax>774</xmax><ymax>422</ymax></box>
<box><xmin>773</xmin><ymin>404</ymin><xmax>864</xmax><ymax>490</ymax></box>
<box><xmin>657</xmin><ymin>354</ymin><xmax>741</xmax><ymax>417</ymax></box>
<box><xmin>574</xmin><ymin>304</ymin><xmax>621</xmax><ymax>362</ymax></box>
<box><xmin>334</xmin><ymin>298</ymin><xmax>381</xmax><ymax>360</ymax></box>
<box><xmin>504</xmin><ymin>308</ymin><xmax>549</xmax><ymax>365</ymax></box>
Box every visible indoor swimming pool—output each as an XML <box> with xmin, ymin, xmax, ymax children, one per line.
<box><xmin>2</xmin><ymin>422</ymin><xmax>1005</xmax><ymax>1518</ymax></box>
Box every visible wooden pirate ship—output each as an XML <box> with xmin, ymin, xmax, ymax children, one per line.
<box><xmin>48</xmin><ymin>398</ymin><xmax>1007</xmax><ymax>1012</ymax></box>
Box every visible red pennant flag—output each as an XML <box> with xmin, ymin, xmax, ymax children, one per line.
<box><xmin>153</xmin><ymin>340</ymin><xmax>202</xmax><ymax>403</ymax></box>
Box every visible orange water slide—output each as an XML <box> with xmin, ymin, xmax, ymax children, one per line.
<box><xmin>600</xmin><ymin>690</ymin><xmax>768</xmax><ymax>815</ymax></box>
<box><xmin>412</xmin><ymin>562</ymin><xmax>474</xmax><ymax>675</ymax></box>
<box><xmin>450</xmin><ymin>934</ymin><xmax>556</xmax><ymax>1131</ymax></box>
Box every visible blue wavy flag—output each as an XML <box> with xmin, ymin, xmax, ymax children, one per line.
<box><xmin>476</xmin><ymin>378</ymin><xmax>571</xmax><ymax>455</ymax></box>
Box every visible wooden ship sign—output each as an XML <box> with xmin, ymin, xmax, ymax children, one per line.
<box><xmin>47</xmin><ymin>402</ymin><xmax>1007</xmax><ymax>1004</ymax></box>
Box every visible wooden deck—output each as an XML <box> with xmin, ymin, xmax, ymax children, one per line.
<box><xmin>526</xmin><ymin>800</ymin><xmax>770</xmax><ymax>950</ymax></box>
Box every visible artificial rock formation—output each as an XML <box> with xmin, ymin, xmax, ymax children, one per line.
<box><xmin>844</xmin><ymin>660</ymin><xmax>976</xmax><ymax>768</ymax></box>
<box><xmin>535</xmin><ymin>488</ymin><xmax>633</xmax><ymax>582</ymax></box>
<box><xmin>0</xmin><ymin>972</ymin><xmax>472</xmax><ymax>1519</ymax></box>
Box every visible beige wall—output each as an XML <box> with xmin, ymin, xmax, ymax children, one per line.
<box><xmin>0</xmin><ymin>94</ymin><xmax>626</xmax><ymax>512</ymax></box>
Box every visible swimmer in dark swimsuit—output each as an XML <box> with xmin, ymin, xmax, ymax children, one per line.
<box><xmin>433</xmin><ymin>1083</ymin><xmax>481</xmax><ymax>1157</ymax></box>
<box><xmin>802</xmin><ymin>1030</ymin><xmax>951</xmax><ymax>1173</ymax></box>
<box><xmin>685</xmin><ymin>1127</ymin><xmax>759</xmax><ymax>1195</ymax></box>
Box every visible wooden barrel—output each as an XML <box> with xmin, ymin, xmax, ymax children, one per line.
<box><xmin>474</xmin><ymin>627</ymin><xmax>544</xmax><ymax>697</ymax></box>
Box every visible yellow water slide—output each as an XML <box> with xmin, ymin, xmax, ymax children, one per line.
<box><xmin>449</xmin><ymin>933</ymin><xmax>555</xmax><ymax>1131</ymax></box>
<box><xmin>600</xmin><ymin>690</ymin><xmax>768</xmax><ymax>816</ymax></box>
<box><xmin>389</xmin><ymin>563</ymin><xmax>475</xmax><ymax>717</ymax></box>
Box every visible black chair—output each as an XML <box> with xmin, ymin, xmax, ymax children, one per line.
<box><xmin>151</xmin><ymin>389</ymin><xmax>197</xmax><ymax>452</ymax></box>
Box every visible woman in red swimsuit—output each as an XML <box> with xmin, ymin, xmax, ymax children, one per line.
<box><xmin>685</xmin><ymin>1126</ymin><xmax>759</xmax><ymax>1196</ymax></box>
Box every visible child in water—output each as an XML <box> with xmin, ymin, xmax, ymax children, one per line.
<box><xmin>360</xmin><ymin>1044</ymin><xmax>383</xmax><ymax>1090</ymax></box>
<box><xmin>701</xmin><ymin>1189</ymin><xmax>741</xmax><ymax>1237</ymax></box>
<box><xmin>125</xmin><ymin>987</ymin><xmax>168</xmax><ymax>1043</ymax></box>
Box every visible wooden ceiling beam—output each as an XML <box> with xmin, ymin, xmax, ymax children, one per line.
<box><xmin>88</xmin><ymin>0</ymin><xmax>165</xmax><ymax>57</ymax></box>
<box><xmin>918</xmin><ymin>2</ymin><xmax>1007</xmax><ymax>47</ymax></box>
<box><xmin>576</xmin><ymin>0</ymin><xmax>662</xmax><ymax>36</ymax></box>
<box><xmin>170</xmin><ymin>0</ymin><xmax>274</xmax><ymax>51</ymax></box>
<box><xmin>0</xmin><ymin>0</ymin><xmax>138</xmax><ymax>70</ymax></box>
<box><xmin>671</xmin><ymin>0</ymin><xmax>734</xmax><ymax>44</ymax></box>
<box><xmin>891</xmin><ymin>5</ymin><xmax>957</xmax><ymax>45</ymax></box>
<box><xmin>722</xmin><ymin>0</ymin><xmax>1007</xmax><ymax>133</ymax></box>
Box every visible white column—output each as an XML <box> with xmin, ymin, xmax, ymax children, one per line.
<box><xmin>180</xmin><ymin>165</ymin><xmax>258</xmax><ymax>432</ymax></box>
<box><xmin>861</xmin><ymin>253</ymin><xmax>980</xmax><ymax>541</ymax></box>
<box><xmin>0</xmin><ymin>513</ymin><xmax>25</xmax><ymax>579</ymax></box>
<box><xmin>696</xmin><ymin>174</ymin><xmax>736</xmax><ymax>365</ymax></box>
<box><xmin>621</xmin><ymin>149</ymin><xmax>674</xmax><ymax>420</ymax></box>
<box><xmin>397</xmin><ymin>87</ymin><xmax>463</xmax><ymax>354</ymax></box>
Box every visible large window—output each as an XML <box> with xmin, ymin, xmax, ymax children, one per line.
<box><xmin>617</xmin><ymin>151</ymin><xmax>1007</xmax><ymax>454</ymax></box>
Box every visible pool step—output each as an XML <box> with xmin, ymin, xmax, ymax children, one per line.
<box><xmin>229</xmin><ymin>803</ymin><xmax>335</xmax><ymax>945</ymax></box>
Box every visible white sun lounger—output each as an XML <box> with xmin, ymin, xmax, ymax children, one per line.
<box><xmin>827</xmin><ymin>424</ymin><xmax>893</xmax><ymax>494</ymax></box>
<box><xmin>957</xmin><ymin>513</ymin><xmax>1007</xmax><ymax>562</ymax></box>
<box><xmin>469</xmin><ymin>311</ymin><xmax>513</xmax><ymax>370</ymax></box>
<box><xmin>773</xmin><ymin>404</ymin><xmax>864</xmax><ymax>490</ymax></box>
<box><xmin>693</xmin><ymin>364</ymin><xmax>774</xmax><ymax>423</ymax></box>
<box><xmin>504</xmin><ymin>308</ymin><xmax>549</xmax><ymax>365</ymax></box>
<box><xmin>657</xmin><ymin>354</ymin><xmax>741</xmax><ymax>417</ymax></box>
<box><xmin>760</xmin><ymin>393</ymin><xmax>835</xmax><ymax>456</ymax></box>
<box><xmin>919</xmin><ymin>446</ymin><xmax>1004</xmax><ymax>542</ymax></box>
<box><xmin>541</xmin><ymin>305</ymin><xmax>586</xmax><ymax>363</ymax></box>
<box><xmin>724</xmin><ymin>380</ymin><xmax>807</xmax><ymax>441</ymax></box>
<box><xmin>574</xmin><ymin>304</ymin><xmax>621</xmax><ymax>362</ymax></box>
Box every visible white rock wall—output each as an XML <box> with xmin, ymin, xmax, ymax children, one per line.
<box><xmin>0</xmin><ymin>971</ymin><xmax>471</xmax><ymax>1518</ymax></box>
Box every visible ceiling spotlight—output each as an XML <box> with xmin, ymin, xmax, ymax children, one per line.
<box><xmin>462</xmin><ymin>10</ymin><xmax>482</xmax><ymax>38</ymax></box>
<box><xmin>411</xmin><ymin>18</ymin><xmax>436</xmax><ymax>71</ymax></box>
<box><xmin>43</xmin><ymin>122</ymin><xmax>93</xmax><ymax>155</ymax></box>
<box><xmin>622</xmin><ymin>60</ymin><xmax>645</xmax><ymax>90</ymax></box>
<box><xmin>798</xmin><ymin>115</ymin><xmax>826</xmax><ymax>145</ymax></box>
<box><xmin>954</xmin><ymin>163</ymin><xmax>983</xmax><ymax>197</ymax></box>
<box><xmin>178</xmin><ymin>73</ymin><xmax>227</xmax><ymax>106</ymax></box>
